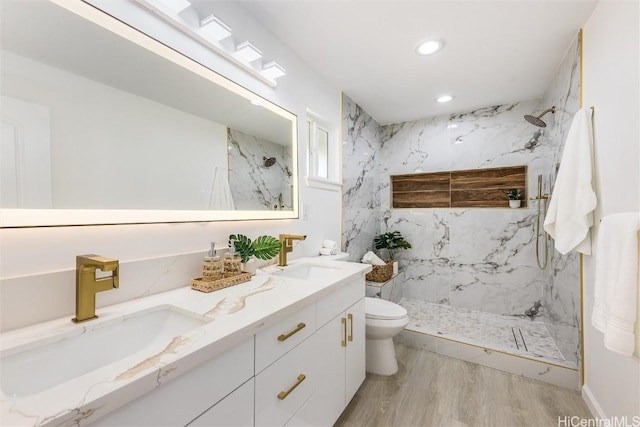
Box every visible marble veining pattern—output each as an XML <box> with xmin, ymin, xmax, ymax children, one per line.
<box><xmin>228</xmin><ymin>128</ymin><xmax>292</xmax><ymax>211</ymax></box>
<box><xmin>375</xmin><ymin>99</ymin><xmax>552</xmax><ymax>318</ymax></box>
<box><xmin>400</xmin><ymin>298</ymin><xmax>575</xmax><ymax>368</ymax></box>
<box><xmin>341</xmin><ymin>94</ymin><xmax>381</xmax><ymax>262</ymax></box>
<box><xmin>538</xmin><ymin>35</ymin><xmax>581</xmax><ymax>367</ymax></box>
<box><xmin>0</xmin><ymin>258</ymin><xmax>369</xmax><ymax>426</ymax></box>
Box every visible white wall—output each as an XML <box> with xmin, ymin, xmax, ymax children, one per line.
<box><xmin>0</xmin><ymin>0</ymin><xmax>342</xmax><ymax>330</ymax></box>
<box><xmin>582</xmin><ymin>0</ymin><xmax>640</xmax><ymax>418</ymax></box>
<box><xmin>1</xmin><ymin>51</ymin><xmax>228</xmax><ymax>210</ymax></box>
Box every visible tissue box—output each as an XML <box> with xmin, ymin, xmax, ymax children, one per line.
<box><xmin>365</xmin><ymin>259</ymin><xmax>393</xmax><ymax>282</ymax></box>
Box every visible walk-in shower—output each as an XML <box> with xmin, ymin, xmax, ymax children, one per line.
<box><xmin>524</xmin><ymin>106</ymin><xmax>556</xmax><ymax>127</ymax></box>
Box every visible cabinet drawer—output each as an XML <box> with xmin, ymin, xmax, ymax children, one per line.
<box><xmin>255</xmin><ymin>331</ymin><xmax>318</xmax><ymax>427</ymax></box>
<box><xmin>90</xmin><ymin>337</ymin><xmax>254</xmax><ymax>427</ymax></box>
<box><xmin>188</xmin><ymin>378</ymin><xmax>254</xmax><ymax>427</ymax></box>
<box><xmin>255</xmin><ymin>303</ymin><xmax>316</xmax><ymax>373</ymax></box>
<box><xmin>316</xmin><ymin>278</ymin><xmax>364</xmax><ymax>327</ymax></box>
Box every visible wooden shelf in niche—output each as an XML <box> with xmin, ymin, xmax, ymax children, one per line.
<box><xmin>391</xmin><ymin>165</ymin><xmax>527</xmax><ymax>209</ymax></box>
<box><xmin>391</xmin><ymin>172</ymin><xmax>450</xmax><ymax>208</ymax></box>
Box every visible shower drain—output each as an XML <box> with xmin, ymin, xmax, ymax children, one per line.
<box><xmin>511</xmin><ymin>327</ymin><xmax>528</xmax><ymax>351</ymax></box>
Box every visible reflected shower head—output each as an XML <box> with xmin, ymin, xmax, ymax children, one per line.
<box><xmin>263</xmin><ymin>156</ymin><xmax>276</xmax><ymax>167</ymax></box>
<box><xmin>524</xmin><ymin>106</ymin><xmax>556</xmax><ymax>128</ymax></box>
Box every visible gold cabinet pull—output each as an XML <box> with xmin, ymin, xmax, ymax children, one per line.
<box><xmin>277</xmin><ymin>374</ymin><xmax>306</xmax><ymax>400</ymax></box>
<box><xmin>277</xmin><ymin>322</ymin><xmax>306</xmax><ymax>342</ymax></box>
<box><xmin>347</xmin><ymin>313</ymin><xmax>353</xmax><ymax>342</ymax></box>
<box><xmin>341</xmin><ymin>317</ymin><xmax>347</xmax><ymax>347</ymax></box>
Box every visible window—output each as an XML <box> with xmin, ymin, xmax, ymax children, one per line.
<box><xmin>308</xmin><ymin>120</ymin><xmax>329</xmax><ymax>179</ymax></box>
<box><xmin>305</xmin><ymin>110</ymin><xmax>341</xmax><ymax>191</ymax></box>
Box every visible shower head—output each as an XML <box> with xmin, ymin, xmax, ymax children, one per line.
<box><xmin>524</xmin><ymin>106</ymin><xmax>556</xmax><ymax>128</ymax></box>
<box><xmin>263</xmin><ymin>156</ymin><xmax>276</xmax><ymax>167</ymax></box>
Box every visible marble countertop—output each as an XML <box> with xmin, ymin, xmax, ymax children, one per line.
<box><xmin>0</xmin><ymin>258</ymin><xmax>370</xmax><ymax>427</ymax></box>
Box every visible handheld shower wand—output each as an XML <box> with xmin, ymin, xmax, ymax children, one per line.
<box><xmin>535</xmin><ymin>174</ymin><xmax>550</xmax><ymax>270</ymax></box>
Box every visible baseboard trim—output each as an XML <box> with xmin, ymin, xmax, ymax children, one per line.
<box><xmin>582</xmin><ymin>384</ymin><xmax>605</xmax><ymax>419</ymax></box>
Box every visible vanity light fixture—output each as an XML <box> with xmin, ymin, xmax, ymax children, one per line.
<box><xmin>437</xmin><ymin>95</ymin><xmax>454</xmax><ymax>103</ymax></box>
<box><xmin>155</xmin><ymin>0</ymin><xmax>191</xmax><ymax>14</ymax></box>
<box><xmin>261</xmin><ymin>61</ymin><xmax>286</xmax><ymax>80</ymax></box>
<box><xmin>199</xmin><ymin>14</ymin><xmax>231</xmax><ymax>41</ymax></box>
<box><xmin>416</xmin><ymin>39</ymin><xmax>442</xmax><ymax>56</ymax></box>
<box><xmin>235</xmin><ymin>41</ymin><xmax>262</xmax><ymax>63</ymax></box>
<box><xmin>133</xmin><ymin>0</ymin><xmax>284</xmax><ymax>87</ymax></box>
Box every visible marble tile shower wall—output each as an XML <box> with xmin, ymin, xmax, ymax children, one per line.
<box><xmin>539</xmin><ymin>36</ymin><xmax>581</xmax><ymax>364</ymax></box>
<box><xmin>378</xmin><ymin>100</ymin><xmax>552</xmax><ymax>317</ymax></box>
<box><xmin>342</xmin><ymin>95</ymin><xmax>382</xmax><ymax>262</ymax></box>
<box><xmin>228</xmin><ymin>128</ymin><xmax>293</xmax><ymax>210</ymax></box>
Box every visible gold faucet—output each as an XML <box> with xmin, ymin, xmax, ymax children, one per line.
<box><xmin>278</xmin><ymin>234</ymin><xmax>307</xmax><ymax>267</ymax></box>
<box><xmin>72</xmin><ymin>255</ymin><xmax>119</xmax><ymax>323</ymax></box>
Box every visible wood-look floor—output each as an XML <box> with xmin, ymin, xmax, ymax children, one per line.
<box><xmin>335</xmin><ymin>344</ymin><xmax>592</xmax><ymax>427</ymax></box>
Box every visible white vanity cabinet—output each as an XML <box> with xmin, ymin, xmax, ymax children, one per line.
<box><xmin>187</xmin><ymin>378</ymin><xmax>254</xmax><ymax>427</ymax></box>
<box><xmin>256</xmin><ymin>279</ymin><xmax>365</xmax><ymax>427</ymax></box>
<box><xmin>89</xmin><ymin>275</ymin><xmax>366</xmax><ymax>427</ymax></box>
<box><xmin>287</xmin><ymin>281</ymin><xmax>366</xmax><ymax>426</ymax></box>
<box><xmin>89</xmin><ymin>337</ymin><xmax>254</xmax><ymax>427</ymax></box>
<box><xmin>285</xmin><ymin>297</ymin><xmax>365</xmax><ymax>427</ymax></box>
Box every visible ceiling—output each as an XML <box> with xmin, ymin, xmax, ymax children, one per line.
<box><xmin>240</xmin><ymin>0</ymin><xmax>598</xmax><ymax>125</ymax></box>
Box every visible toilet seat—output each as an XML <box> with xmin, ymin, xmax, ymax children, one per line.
<box><xmin>365</xmin><ymin>297</ymin><xmax>408</xmax><ymax>320</ymax></box>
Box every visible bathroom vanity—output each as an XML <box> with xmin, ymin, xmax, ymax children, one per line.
<box><xmin>0</xmin><ymin>259</ymin><xmax>371</xmax><ymax>426</ymax></box>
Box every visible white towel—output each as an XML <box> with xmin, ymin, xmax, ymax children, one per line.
<box><xmin>544</xmin><ymin>108</ymin><xmax>597</xmax><ymax>255</ymax></box>
<box><xmin>591</xmin><ymin>212</ymin><xmax>640</xmax><ymax>356</ymax></box>
<box><xmin>209</xmin><ymin>167</ymin><xmax>235</xmax><ymax>210</ymax></box>
<box><xmin>320</xmin><ymin>239</ymin><xmax>338</xmax><ymax>255</ymax></box>
<box><xmin>322</xmin><ymin>239</ymin><xmax>337</xmax><ymax>249</ymax></box>
<box><xmin>362</xmin><ymin>251</ymin><xmax>386</xmax><ymax>266</ymax></box>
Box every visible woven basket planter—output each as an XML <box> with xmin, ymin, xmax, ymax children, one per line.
<box><xmin>365</xmin><ymin>259</ymin><xmax>393</xmax><ymax>282</ymax></box>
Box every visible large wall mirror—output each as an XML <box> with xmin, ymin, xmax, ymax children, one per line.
<box><xmin>0</xmin><ymin>0</ymin><xmax>298</xmax><ymax>227</ymax></box>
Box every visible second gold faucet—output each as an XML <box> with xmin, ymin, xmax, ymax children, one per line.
<box><xmin>278</xmin><ymin>234</ymin><xmax>306</xmax><ymax>267</ymax></box>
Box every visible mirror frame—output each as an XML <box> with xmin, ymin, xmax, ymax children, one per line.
<box><xmin>0</xmin><ymin>0</ymin><xmax>298</xmax><ymax>227</ymax></box>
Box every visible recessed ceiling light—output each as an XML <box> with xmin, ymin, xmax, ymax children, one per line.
<box><xmin>416</xmin><ymin>39</ymin><xmax>442</xmax><ymax>56</ymax></box>
<box><xmin>437</xmin><ymin>95</ymin><xmax>453</xmax><ymax>103</ymax></box>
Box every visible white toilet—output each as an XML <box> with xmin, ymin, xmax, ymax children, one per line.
<box><xmin>364</xmin><ymin>297</ymin><xmax>409</xmax><ymax>375</ymax></box>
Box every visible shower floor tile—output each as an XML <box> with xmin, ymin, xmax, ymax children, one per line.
<box><xmin>399</xmin><ymin>298</ymin><xmax>576</xmax><ymax>369</ymax></box>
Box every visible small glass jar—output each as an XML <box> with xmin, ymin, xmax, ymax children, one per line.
<box><xmin>223</xmin><ymin>245</ymin><xmax>242</xmax><ymax>276</ymax></box>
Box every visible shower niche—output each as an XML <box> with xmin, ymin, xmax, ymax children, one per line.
<box><xmin>391</xmin><ymin>165</ymin><xmax>527</xmax><ymax>209</ymax></box>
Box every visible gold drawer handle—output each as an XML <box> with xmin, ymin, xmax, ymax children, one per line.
<box><xmin>341</xmin><ymin>317</ymin><xmax>347</xmax><ymax>347</ymax></box>
<box><xmin>348</xmin><ymin>313</ymin><xmax>353</xmax><ymax>342</ymax></box>
<box><xmin>277</xmin><ymin>374</ymin><xmax>306</xmax><ymax>400</ymax></box>
<box><xmin>278</xmin><ymin>322</ymin><xmax>306</xmax><ymax>342</ymax></box>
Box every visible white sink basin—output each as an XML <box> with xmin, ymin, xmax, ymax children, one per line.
<box><xmin>270</xmin><ymin>263</ymin><xmax>342</xmax><ymax>280</ymax></box>
<box><xmin>0</xmin><ymin>305</ymin><xmax>209</xmax><ymax>397</ymax></box>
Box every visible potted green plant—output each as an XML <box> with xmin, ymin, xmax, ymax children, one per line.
<box><xmin>228</xmin><ymin>234</ymin><xmax>282</xmax><ymax>275</ymax></box>
<box><xmin>374</xmin><ymin>231</ymin><xmax>411</xmax><ymax>275</ymax></box>
<box><xmin>507</xmin><ymin>188</ymin><xmax>522</xmax><ymax>208</ymax></box>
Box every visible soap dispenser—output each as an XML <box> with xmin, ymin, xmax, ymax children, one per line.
<box><xmin>202</xmin><ymin>242</ymin><xmax>223</xmax><ymax>281</ymax></box>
